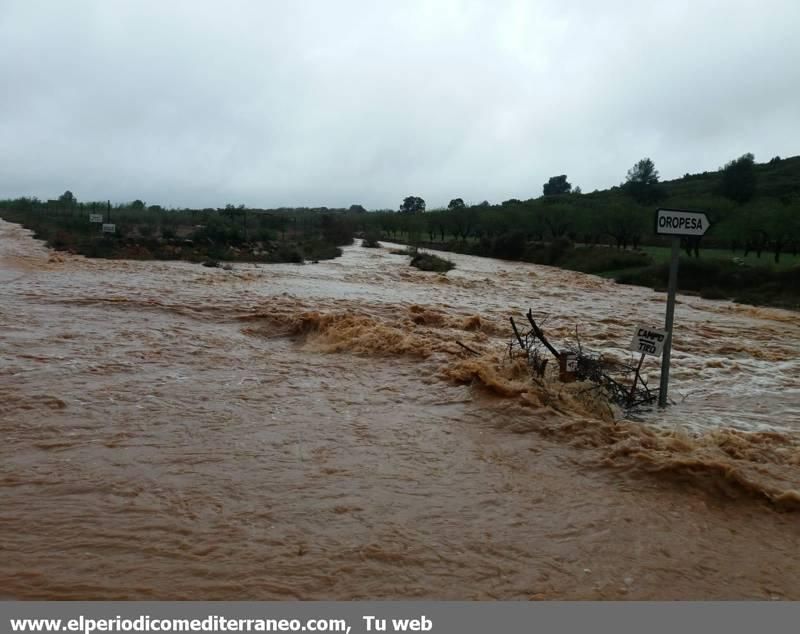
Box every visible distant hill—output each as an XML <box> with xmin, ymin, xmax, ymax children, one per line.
<box><xmin>659</xmin><ymin>155</ymin><xmax>800</xmax><ymax>201</ymax></box>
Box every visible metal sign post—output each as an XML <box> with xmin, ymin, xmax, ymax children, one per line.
<box><xmin>658</xmin><ymin>237</ymin><xmax>681</xmax><ymax>407</ymax></box>
<box><xmin>654</xmin><ymin>208</ymin><xmax>711</xmax><ymax>407</ymax></box>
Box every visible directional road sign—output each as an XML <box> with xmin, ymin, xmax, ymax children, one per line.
<box><xmin>654</xmin><ymin>208</ymin><xmax>712</xmax><ymax>407</ymax></box>
<box><xmin>655</xmin><ymin>208</ymin><xmax>711</xmax><ymax>237</ymax></box>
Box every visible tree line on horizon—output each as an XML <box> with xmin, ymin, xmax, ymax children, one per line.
<box><xmin>397</xmin><ymin>153</ymin><xmax>769</xmax><ymax>211</ymax></box>
<box><xmin>1</xmin><ymin>153</ymin><xmax>798</xmax><ymax>264</ymax></box>
<box><xmin>385</xmin><ymin>153</ymin><xmax>799</xmax><ymax>262</ymax></box>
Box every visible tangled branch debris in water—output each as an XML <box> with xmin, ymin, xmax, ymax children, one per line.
<box><xmin>508</xmin><ymin>308</ymin><xmax>658</xmax><ymax>412</ymax></box>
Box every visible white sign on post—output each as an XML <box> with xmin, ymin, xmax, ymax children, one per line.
<box><xmin>655</xmin><ymin>208</ymin><xmax>710</xmax><ymax>236</ymax></box>
<box><xmin>102</xmin><ymin>223</ymin><xmax>116</xmax><ymax>233</ymax></box>
<box><xmin>89</xmin><ymin>214</ymin><xmax>103</xmax><ymax>223</ymax></box>
<box><xmin>654</xmin><ymin>207</ymin><xmax>713</xmax><ymax>407</ymax></box>
<box><xmin>628</xmin><ymin>326</ymin><xmax>667</xmax><ymax>357</ymax></box>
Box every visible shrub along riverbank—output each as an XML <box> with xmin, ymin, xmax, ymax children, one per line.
<box><xmin>616</xmin><ymin>258</ymin><xmax>800</xmax><ymax>310</ymax></box>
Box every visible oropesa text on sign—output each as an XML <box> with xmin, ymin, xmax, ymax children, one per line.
<box><xmin>658</xmin><ymin>215</ymin><xmax>703</xmax><ymax>231</ymax></box>
<box><xmin>655</xmin><ymin>208</ymin><xmax>710</xmax><ymax>237</ymax></box>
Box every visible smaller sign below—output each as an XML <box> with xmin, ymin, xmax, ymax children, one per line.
<box><xmin>102</xmin><ymin>223</ymin><xmax>116</xmax><ymax>233</ymax></box>
<box><xmin>89</xmin><ymin>214</ymin><xmax>103</xmax><ymax>223</ymax></box>
<box><xmin>559</xmin><ymin>352</ymin><xmax>578</xmax><ymax>383</ymax></box>
<box><xmin>655</xmin><ymin>208</ymin><xmax>710</xmax><ymax>236</ymax></box>
<box><xmin>629</xmin><ymin>326</ymin><xmax>667</xmax><ymax>357</ymax></box>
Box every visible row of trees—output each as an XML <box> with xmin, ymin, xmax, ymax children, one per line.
<box><xmin>397</xmin><ymin>153</ymin><xmax>762</xmax><ymax>215</ymax></box>
<box><xmin>3</xmin><ymin>153</ymin><xmax>796</xmax><ymax>264</ymax></box>
<box><xmin>0</xmin><ymin>194</ymin><xmax>357</xmax><ymax>263</ymax></box>
<box><xmin>379</xmin><ymin>154</ymin><xmax>797</xmax><ymax>262</ymax></box>
<box><xmin>34</xmin><ymin>152</ymin><xmax>772</xmax><ymax>226</ymax></box>
<box><xmin>363</xmin><ymin>193</ymin><xmax>799</xmax><ymax>262</ymax></box>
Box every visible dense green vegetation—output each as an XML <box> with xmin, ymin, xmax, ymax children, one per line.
<box><xmin>361</xmin><ymin>155</ymin><xmax>800</xmax><ymax>263</ymax></box>
<box><xmin>1</xmin><ymin>153</ymin><xmax>798</xmax><ymax>307</ymax></box>
<box><xmin>353</xmin><ymin>154</ymin><xmax>800</xmax><ymax>309</ymax></box>
<box><xmin>616</xmin><ymin>259</ymin><xmax>800</xmax><ymax>310</ymax></box>
<box><xmin>0</xmin><ymin>195</ymin><xmax>355</xmax><ymax>264</ymax></box>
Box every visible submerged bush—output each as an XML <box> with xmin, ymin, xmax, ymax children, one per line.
<box><xmin>362</xmin><ymin>230</ymin><xmax>382</xmax><ymax>248</ymax></box>
<box><xmin>410</xmin><ymin>252</ymin><xmax>455</xmax><ymax>272</ymax></box>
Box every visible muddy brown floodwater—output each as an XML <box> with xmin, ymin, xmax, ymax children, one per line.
<box><xmin>1</xmin><ymin>220</ymin><xmax>799</xmax><ymax>600</ymax></box>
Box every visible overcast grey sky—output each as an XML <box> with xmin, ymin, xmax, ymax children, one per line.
<box><xmin>1</xmin><ymin>1</ymin><xmax>798</xmax><ymax>209</ymax></box>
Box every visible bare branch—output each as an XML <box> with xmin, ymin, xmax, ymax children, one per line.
<box><xmin>456</xmin><ymin>340</ymin><xmax>480</xmax><ymax>356</ymax></box>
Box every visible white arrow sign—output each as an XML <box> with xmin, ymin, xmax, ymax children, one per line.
<box><xmin>655</xmin><ymin>208</ymin><xmax>710</xmax><ymax>237</ymax></box>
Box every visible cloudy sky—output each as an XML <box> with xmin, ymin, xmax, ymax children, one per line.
<box><xmin>1</xmin><ymin>1</ymin><xmax>798</xmax><ymax>210</ymax></box>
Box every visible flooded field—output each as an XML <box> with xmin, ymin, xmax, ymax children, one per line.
<box><xmin>1</xmin><ymin>219</ymin><xmax>798</xmax><ymax>599</ymax></box>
